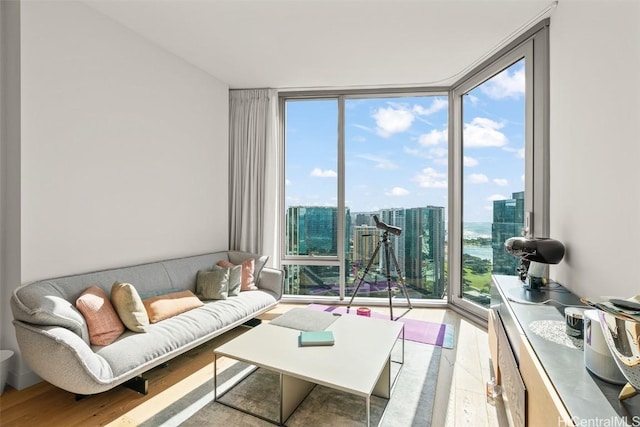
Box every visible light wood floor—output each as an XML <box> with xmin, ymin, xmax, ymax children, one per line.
<box><xmin>0</xmin><ymin>304</ymin><xmax>508</xmax><ymax>426</ymax></box>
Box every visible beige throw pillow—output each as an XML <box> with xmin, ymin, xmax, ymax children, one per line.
<box><xmin>111</xmin><ymin>281</ymin><xmax>149</xmax><ymax>332</ymax></box>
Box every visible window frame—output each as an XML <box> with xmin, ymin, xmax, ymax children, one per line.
<box><xmin>277</xmin><ymin>20</ymin><xmax>549</xmax><ymax>318</ymax></box>
<box><xmin>279</xmin><ymin>90</ymin><xmax>449</xmax><ymax>305</ymax></box>
<box><xmin>449</xmin><ymin>22</ymin><xmax>550</xmax><ymax>319</ymax></box>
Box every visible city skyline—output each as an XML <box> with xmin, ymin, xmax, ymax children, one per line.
<box><xmin>285</xmin><ymin>59</ymin><xmax>525</xmax><ymax>223</ymax></box>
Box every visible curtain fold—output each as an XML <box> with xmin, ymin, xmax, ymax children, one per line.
<box><xmin>229</xmin><ymin>89</ymin><xmax>279</xmax><ymax>265</ymax></box>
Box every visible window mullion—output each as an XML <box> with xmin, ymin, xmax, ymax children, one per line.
<box><xmin>337</xmin><ymin>95</ymin><xmax>346</xmax><ymax>299</ymax></box>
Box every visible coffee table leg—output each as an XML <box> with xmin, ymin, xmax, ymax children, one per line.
<box><xmin>280</xmin><ymin>373</ymin><xmax>315</xmax><ymax>424</ymax></box>
<box><xmin>213</xmin><ymin>353</ymin><xmax>218</xmax><ymax>401</ymax></box>
<box><xmin>373</xmin><ymin>357</ymin><xmax>392</xmax><ymax>399</ymax></box>
<box><xmin>366</xmin><ymin>395</ymin><xmax>371</xmax><ymax>427</ymax></box>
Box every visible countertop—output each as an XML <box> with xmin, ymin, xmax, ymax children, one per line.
<box><xmin>492</xmin><ymin>275</ymin><xmax>640</xmax><ymax>424</ymax></box>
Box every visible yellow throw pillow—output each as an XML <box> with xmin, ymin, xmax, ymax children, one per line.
<box><xmin>111</xmin><ymin>281</ymin><xmax>149</xmax><ymax>332</ymax></box>
<box><xmin>76</xmin><ymin>286</ymin><xmax>125</xmax><ymax>346</ymax></box>
<box><xmin>143</xmin><ymin>290</ymin><xmax>204</xmax><ymax>323</ymax></box>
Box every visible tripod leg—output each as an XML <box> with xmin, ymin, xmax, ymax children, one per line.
<box><xmin>347</xmin><ymin>240</ymin><xmax>382</xmax><ymax>309</ymax></box>
<box><xmin>384</xmin><ymin>239</ymin><xmax>394</xmax><ymax>321</ymax></box>
<box><xmin>388</xmin><ymin>241</ymin><xmax>413</xmax><ymax>310</ymax></box>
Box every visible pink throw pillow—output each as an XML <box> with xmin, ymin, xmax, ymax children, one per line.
<box><xmin>217</xmin><ymin>259</ymin><xmax>258</xmax><ymax>291</ymax></box>
<box><xmin>76</xmin><ymin>286</ymin><xmax>125</xmax><ymax>346</ymax></box>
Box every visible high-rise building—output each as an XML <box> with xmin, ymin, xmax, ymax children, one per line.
<box><xmin>405</xmin><ymin>207</ymin><xmax>446</xmax><ymax>298</ymax></box>
<box><xmin>285</xmin><ymin>206</ymin><xmax>338</xmax><ymax>256</ymax></box>
<box><xmin>351</xmin><ymin>225</ymin><xmax>381</xmax><ymax>278</ymax></box>
<box><xmin>284</xmin><ymin>206</ymin><xmax>351</xmax><ymax>295</ymax></box>
<box><xmin>379</xmin><ymin>208</ymin><xmax>406</xmax><ymax>275</ymax></box>
<box><xmin>492</xmin><ymin>191</ymin><xmax>525</xmax><ymax>275</ymax></box>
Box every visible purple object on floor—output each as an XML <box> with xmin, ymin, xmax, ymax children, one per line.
<box><xmin>307</xmin><ymin>304</ymin><xmax>454</xmax><ymax>348</ymax></box>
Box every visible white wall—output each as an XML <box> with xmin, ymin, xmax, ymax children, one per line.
<box><xmin>3</xmin><ymin>1</ymin><xmax>229</xmax><ymax>389</ymax></box>
<box><xmin>549</xmin><ymin>0</ymin><xmax>640</xmax><ymax>297</ymax></box>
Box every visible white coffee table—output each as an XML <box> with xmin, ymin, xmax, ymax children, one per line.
<box><xmin>214</xmin><ymin>313</ymin><xmax>404</xmax><ymax>426</ymax></box>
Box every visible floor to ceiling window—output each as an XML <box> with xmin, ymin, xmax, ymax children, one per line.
<box><xmin>281</xmin><ymin>93</ymin><xmax>448</xmax><ymax>303</ymax></box>
<box><xmin>460</xmin><ymin>58</ymin><xmax>526</xmax><ymax>307</ymax></box>
<box><xmin>450</xmin><ymin>23</ymin><xmax>549</xmax><ymax>317</ymax></box>
<box><xmin>280</xmin><ymin>22</ymin><xmax>549</xmax><ymax>316</ymax></box>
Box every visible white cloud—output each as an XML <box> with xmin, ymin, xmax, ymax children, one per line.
<box><xmin>429</xmin><ymin>147</ymin><xmax>448</xmax><ymax>158</ymax></box>
<box><xmin>352</xmin><ymin>135</ymin><xmax>367</xmax><ymax>143</ymax></box>
<box><xmin>413</xmin><ymin>98</ymin><xmax>448</xmax><ymax>116</ymax></box>
<box><xmin>464</xmin><ymin>156</ymin><xmax>479</xmax><ymax>167</ymax></box>
<box><xmin>468</xmin><ymin>173</ymin><xmax>489</xmax><ymax>184</ymax></box>
<box><xmin>418</xmin><ymin>129</ymin><xmax>447</xmax><ymax>146</ymax></box>
<box><xmin>310</xmin><ymin>168</ymin><xmax>337</xmax><ymax>178</ymax></box>
<box><xmin>467</xmin><ymin>94</ymin><xmax>480</xmax><ymax>105</ymax></box>
<box><xmin>373</xmin><ymin>107</ymin><xmax>415</xmax><ymax>137</ymax></box>
<box><xmin>516</xmin><ymin>148</ymin><xmax>525</xmax><ymax>158</ymax></box>
<box><xmin>357</xmin><ymin>154</ymin><xmax>398</xmax><ymax>170</ymax></box>
<box><xmin>385</xmin><ymin>187</ymin><xmax>409</xmax><ymax>196</ymax></box>
<box><xmin>353</xmin><ymin>124</ymin><xmax>373</xmax><ymax>133</ymax></box>
<box><xmin>413</xmin><ymin>168</ymin><xmax>447</xmax><ymax>188</ymax></box>
<box><xmin>285</xmin><ymin>179</ymin><xmax>292</xmax><ymax>186</ymax></box>
<box><xmin>463</xmin><ymin>117</ymin><xmax>507</xmax><ymax>148</ymax></box>
<box><xmin>487</xmin><ymin>194</ymin><xmax>508</xmax><ymax>201</ymax></box>
<box><xmin>493</xmin><ymin>178</ymin><xmax>509</xmax><ymax>186</ymax></box>
<box><xmin>480</xmin><ymin>66</ymin><xmax>525</xmax><ymax>99</ymax></box>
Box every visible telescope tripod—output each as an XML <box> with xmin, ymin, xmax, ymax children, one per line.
<box><xmin>347</xmin><ymin>230</ymin><xmax>413</xmax><ymax>320</ymax></box>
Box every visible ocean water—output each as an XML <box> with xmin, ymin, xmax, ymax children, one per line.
<box><xmin>463</xmin><ymin>222</ymin><xmax>492</xmax><ymax>239</ymax></box>
<box><xmin>463</xmin><ymin>246</ymin><xmax>493</xmax><ymax>262</ymax></box>
<box><xmin>463</xmin><ymin>222</ymin><xmax>493</xmax><ymax>261</ymax></box>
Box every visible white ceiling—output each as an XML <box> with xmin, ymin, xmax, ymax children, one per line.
<box><xmin>84</xmin><ymin>0</ymin><xmax>557</xmax><ymax>90</ymax></box>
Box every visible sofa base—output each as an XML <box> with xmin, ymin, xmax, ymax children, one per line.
<box><xmin>123</xmin><ymin>376</ymin><xmax>148</xmax><ymax>395</ymax></box>
<box><xmin>243</xmin><ymin>318</ymin><xmax>263</xmax><ymax>328</ymax></box>
<box><xmin>75</xmin><ymin>375</ymin><xmax>149</xmax><ymax>401</ymax></box>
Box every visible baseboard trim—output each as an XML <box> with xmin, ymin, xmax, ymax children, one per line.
<box><xmin>9</xmin><ymin>369</ymin><xmax>42</xmax><ymax>391</ymax></box>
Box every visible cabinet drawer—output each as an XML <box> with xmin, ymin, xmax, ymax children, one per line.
<box><xmin>496</xmin><ymin>313</ymin><xmax>526</xmax><ymax>427</ymax></box>
<box><xmin>520</xmin><ymin>339</ymin><xmax>574</xmax><ymax>426</ymax></box>
<box><xmin>488</xmin><ymin>309</ymin><xmax>500</xmax><ymax>382</ymax></box>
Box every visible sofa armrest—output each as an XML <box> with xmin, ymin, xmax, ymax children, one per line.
<box><xmin>13</xmin><ymin>321</ymin><xmax>117</xmax><ymax>395</ymax></box>
<box><xmin>257</xmin><ymin>267</ymin><xmax>284</xmax><ymax>300</ymax></box>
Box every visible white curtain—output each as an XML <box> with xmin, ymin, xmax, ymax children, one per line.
<box><xmin>229</xmin><ymin>89</ymin><xmax>279</xmax><ymax>266</ymax></box>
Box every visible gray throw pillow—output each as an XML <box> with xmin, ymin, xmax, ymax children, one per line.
<box><xmin>196</xmin><ymin>267</ymin><xmax>229</xmax><ymax>300</ymax></box>
<box><xmin>227</xmin><ymin>264</ymin><xmax>242</xmax><ymax>296</ymax></box>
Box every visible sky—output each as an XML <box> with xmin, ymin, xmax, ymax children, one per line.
<box><xmin>285</xmin><ymin>59</ymin><xmax>526</xmax><ymax>223</ymax></box>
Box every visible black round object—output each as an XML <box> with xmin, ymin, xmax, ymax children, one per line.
<box><xmin>504</xmin><ymin>237</ymin><xmax>565</xmax><ymax>264</ymax></box>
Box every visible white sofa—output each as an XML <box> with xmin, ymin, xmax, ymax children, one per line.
<box><xmin>10</xmin><ymin>251</ymin><xmax>283</xmax><ymax>396</ymax></box>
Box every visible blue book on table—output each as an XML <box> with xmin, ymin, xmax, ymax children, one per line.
<box><xmin>299</xmin><ymin>330</ymin><xmax>335</xmax><ymax>347</ymax></box>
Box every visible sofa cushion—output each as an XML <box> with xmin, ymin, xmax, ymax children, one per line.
<box><xmin>215</xmin><ymin>261</ymin><xmax>242</xmax><ymax>296</ymax></box>
<box><xmin>143</xmin><ymin>290</ymin><xmax>204</xmax><ymax>323</ymax></box>
<box><xmin>76</xmin><ymin>286</ymin><xmax>125</xmax><ymax>346</ymax></box>
<box><xmin>228</xmin><ymin>251</ymin><xmax>269</xmax><ymax>285</ymax></box>
<box><xmin>111</xmin><ymin>281</ymin><xmax>149</xmax><ymax>332</ymax></box>
<box><xmin>95</xmin><ymin>289</ymin><xmax>279</xmax><ymax>377</ymax></box>
<box><xmin>196</xmin><ymin>267</ymin><xmax>229</xmax><ymax>300</ymax></box>
<box><xmin>218</xmin><ymin>259</ymin><xmax>258</xmax><ymax>291</ymax></box>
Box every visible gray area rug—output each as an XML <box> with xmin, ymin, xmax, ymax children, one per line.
<box><xmin>142</xmin><ymin>340</ymin><xmax>440</xmax><ymax>427</ymax></box>
<box><xmin>269</xmin><ymin>307</ymin><xmax>339</xmax><ymax>332</ymax></box>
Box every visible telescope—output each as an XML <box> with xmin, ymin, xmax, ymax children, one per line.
<box><xmin>504</xmin><ymin>237</ymin><xmax>565</xmax><ymax>264</ymax></box>
<box><xmin>373</xmin><ymin>215</ymin><xmax>402</xmax><ymax>236</ymax></box>
<box><xmin>504</xmin><ymin>236</ymin><xmax>565</xmax><ymax>290</ymax></box>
